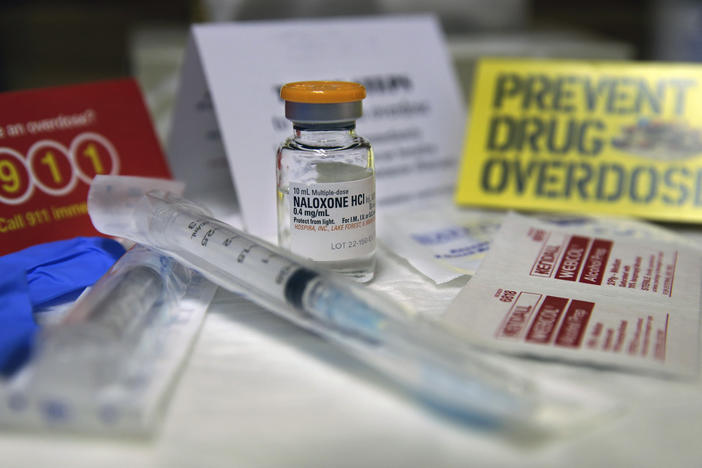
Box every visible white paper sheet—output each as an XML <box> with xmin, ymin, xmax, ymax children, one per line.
<box><xmin>167</xmin><ymin>15</ymin><xmax>465</xmax><ymax>238</ymax></box>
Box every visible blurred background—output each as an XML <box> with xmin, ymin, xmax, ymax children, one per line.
<box><xmin>1</xmin><ymin>0</ymin><xmax>701</xmax><ymax>142</ymax></box>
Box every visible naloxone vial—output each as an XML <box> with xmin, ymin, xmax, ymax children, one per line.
<box><xmin>277</xmin><ymin>81</ymin><xmax>376</xmax><ymax>282</ymax></box>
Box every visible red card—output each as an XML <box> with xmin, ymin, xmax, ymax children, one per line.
<box><xmin>0</xmin><ymin>78</ymin><xmax>172</xmax><ymax>255</ymax></box>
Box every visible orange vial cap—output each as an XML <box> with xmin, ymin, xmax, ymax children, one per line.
<box><xmin>280</xmin><ymin>81</ymin><xmax>366</xmax><ymax>104</ymax></box>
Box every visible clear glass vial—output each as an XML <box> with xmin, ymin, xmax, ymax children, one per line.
<box><xmin>277</xmin><ymin>81</ymin><xmax>376</xmax><ymax>282</ymax></box>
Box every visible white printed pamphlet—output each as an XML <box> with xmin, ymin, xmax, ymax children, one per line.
<box><xmin>444</xmin><ymin>213</ymin><xmax>702</xmax><ymax>377</ymax></box>
<box><xmin>168</xmin><ymin>15</ymin><xmax>465</xmax><ymax>239</ymax></box>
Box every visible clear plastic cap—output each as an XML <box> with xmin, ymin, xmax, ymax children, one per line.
<box><xmin>88</xmin><ymin>175</ymin><xmax>185</xmax><ymax>244</ymax></box>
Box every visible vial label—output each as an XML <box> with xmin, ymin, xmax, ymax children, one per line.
<box><xmin>289</xmin><ymin>176</ymin><xmax>375</xmax><ymax>261</ymax></box>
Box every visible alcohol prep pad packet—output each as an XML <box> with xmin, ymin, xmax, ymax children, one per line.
<box><xmin>379</xmin><ymin>206</ymin><xmax>502</xmax><ymax>284</ymax></box>
<box><xmin>443</xmin><ymin>212</ymin><xmax>702</xmax><ymax>377</ymax></box>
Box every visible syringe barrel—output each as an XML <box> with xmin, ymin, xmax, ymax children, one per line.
<box><xmin>134</xmin><ymin>193</ymin><xmax>308</xmax><ymax>315</ymax></box>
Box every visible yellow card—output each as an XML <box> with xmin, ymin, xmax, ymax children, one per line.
<box><xmin>455</xmin><ymin>58</ymin><xmax>702</xmax><ymax>223</ymax></box>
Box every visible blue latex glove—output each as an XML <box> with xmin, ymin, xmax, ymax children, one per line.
<box><xmin>0</xmin><ymin>237</ymin><xmax>125</xmax><ymax>376</ymax></box>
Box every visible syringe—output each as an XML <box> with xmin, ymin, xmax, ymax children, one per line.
<box><xmin>7</xmin><ymin>244</ymin><xmax>215</xmax><ymax>434</ymax></box>
<box><xmin>88</xmin><ymin>176</ymin><xmax>536</xmax><ymax>427</ymax></box>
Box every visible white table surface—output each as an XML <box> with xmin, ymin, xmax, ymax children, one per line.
<box><xmin>1</xmin><ymin>244</ymin><xmax>701</xmax><ymax>468</ymax></box>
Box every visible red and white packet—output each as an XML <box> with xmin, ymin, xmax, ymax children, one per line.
<box><xmin>444</xmin><ymin>212</ymin><xmax>702</xmax><ymax>377</ymax></box>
